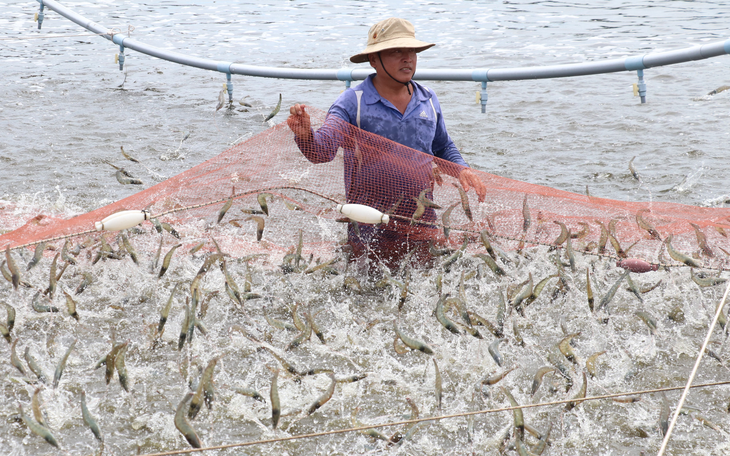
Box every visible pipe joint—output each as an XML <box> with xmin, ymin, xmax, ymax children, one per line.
<box><xmin>117</xmin><ymin>44</ymin><xmax>125</xmax><ymax>71</ymax></box>
<box><xmin>226</xmin><ymin>73</ymin><xmax>233</xmax><ymax>103</ymax></box>
<box><xmin>37</xmin><ymin>2</ymin><xmax>45</xmax><ymax>30</ymax></box>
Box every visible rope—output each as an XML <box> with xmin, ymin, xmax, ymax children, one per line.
<box><xmin>137</xmin><ymin>380</ymin><xmax>730</xmax><ymax>456</ymax></box>
<box><xmin>656</xmin><ymin>280</ymin><xmax>730</xmax><ymax>456</ymax></box>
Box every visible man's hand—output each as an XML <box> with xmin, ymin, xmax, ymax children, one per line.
<box><xmin>459</xmin><ymin>168</ymin><xmax>486</xmax><ymax>203</ymax></box>
<box><xmin>287</xmin><ymin>104</ymin><xmax>313</xmax><ymax>140</ymax></box>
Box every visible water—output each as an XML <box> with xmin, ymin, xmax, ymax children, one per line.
<box><xmin>1</xmin><ymin>1</ymin><xmax>730</xmax><ymax>455</ymax></box>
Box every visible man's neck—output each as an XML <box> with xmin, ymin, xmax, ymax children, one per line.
<box><xmin>372</xmin><ymin>74</ymin><xmax>412</xmax><ymax>113</ymax></box>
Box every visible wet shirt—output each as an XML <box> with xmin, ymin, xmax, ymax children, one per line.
<box><xmin>295</xmin><ymin>74</ymin><xmax>468</xmax><ymax>212</ymax></box>
<box><xmin>327</xmin><ymin>74</ymin><xmax>467</xmax><ymax>166</ymax></box>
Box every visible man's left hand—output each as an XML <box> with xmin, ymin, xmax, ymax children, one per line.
<box><xmin>459</xmin><ymin>168</ymin><xmax>486</xmax><ymax>203</ymax></box>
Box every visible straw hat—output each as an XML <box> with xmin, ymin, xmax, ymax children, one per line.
<box><xmin>350</xmin><ymin>18</ymin><xmax>435</xmax><ymax>64</ymax></box>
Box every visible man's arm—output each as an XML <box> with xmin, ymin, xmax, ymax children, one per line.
<box><xmin>287</xmin><ymin>104</ymin><xmax>348</xmax><ymax>164</ymax></box>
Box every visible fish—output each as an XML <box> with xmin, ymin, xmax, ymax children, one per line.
<box><xmin>189</xmin><ymin>356</ymin><xmax>220</xmax><ymax>419</ymax></box>
<box><xmin>217</xmin><ymin>196</ymin><xmax>234</xmax><ymax>224</ymax></box>
<box><xmin>628</xmin><ymin>156</ymin><xmax>640</xmax><ymax>180</ymax></box>
<box><xmin>11</xmin><ymin>339</ymin><xmax>26</xmax><ymax>375</ymax></box>
<box><xmin>708</xmin><ymin>85</ymin><xmax>730</xmax><ymax>96</ymax></box>
<box><xmin>636</xmin><ymin>209</ymin><xmax>662</xmax><ymax>241</ymax></box>
<box><xmin>690</xmin><ymin>269</ymin><xmax>726</xmax><ymax>287</ymax></box>
<box><xmin>151</xmin><ymin>236</ymin><xmax>163</xmax><ymax>272</ymax></box>
<box><xmin>523</xmin><ymin>273</ymin><xmax>558</xmax><ymax>309</ymax></box>
<box><xmin>306</xmin><ymin>371</ymin><xmax>336</xmax><ymax>415</ymax></box>
<box><xmin>501</xmin><ymin>387</ymin><xmax>524</xmax><ymax>440</ymax></box>
<box><xmin>80</xmin><ymin>391</ymin><xmax>103</xmax><ymax>441</ymax></box>
<box><xmin>467</xmin><ymin>311</ymin><xmax>502</xmax><ymax>338</ymax></box>
<box><xmin>216</xmin><ymin>84</ymin><xmax>226</xmax><ymax>111</ymax></box>
<box><xmin>474</xmin><ymin>253</ymin><xmax>506</xmax><ymax>276</ymax></box>
<box><xmin>441</xmin><ymin>235</ymin><xmax>468</xmax><ymax>272</ymax></box>
<box><xmin>264</xmin><ymin>93</ymin><xmax>282</xmax><ymax>122</ymax></box>
<box><xmin>120</xmin><ymin>145</ymin><xmax>139</xmax><ymax>163</ymax></box>
<box><xmin>31</xmin><ymin>290</ymin><xmax>59</xmax><ymax>313</ymax></box>
<box><xmin>565</xmin><ymin>371</ymin><xmax>587</xmax><ymax>411</ymax></box>
<box><xmin>120</xmin><ymin>233</ymin><xmax>138</xmax><ymax>265</ymax></box>
<box><xmin>4</xmin><ymin>303</ymin><xmax>14</xmax><ymax>332</ymax></box>
<box><xmin>597</xmin><ymin>269</ymin><xmax>629</xmax><ymax>312</ymax></box>
<box><xmin>175</xmin><ymin>393</ymin><xmax>203</xmax><ymax>448</ymax></box>
<box><xmin>235</xmin><ymin>387</ymin><xmax>266</xmax><ymax>402</ymax></box>
<box><xmin>287</xmin><ymin>318</ymin><xmax>312</xmax><ymax>351</ymax></box>
<box><xmin>595</xmin><ymin>220</ymin><xmax>609</xmax><ymax>254</ymax></box>
<box><xmin>410</xmin><ymin>197</ymin><xmax>425</xmax><ymax>224</ymax></box>
<box><xmin>19</xmin><ymin>404</ymin><xmax>59</xmax><ymax>448</ymax></box>
<box><xmin>105</xmin><ymin>342</ymin><xmax>127</xmax><ymax>385</ymax></box>
<box><xmin>565</xmin><ymin>232</ymin><xmax>576</xmax><ymax>272</ymax></box>
<box><xmin>115</xmin><ymin>169</ymin><xmax>143</xmax><ymax>185</ymax></box>
<box><xmin>496</xmin><ymin>290</ymin><xmax>506</xmax><ymax>332</ymax></box>
<box><xmin>635</xmin><ymin>311</ymin><xmax>658</xmax><ymax>335</ymax></box>
<box><xmin>158</xmin><ymin>243</ymin><xmax>182</xmax><ymax>278</ymax></box>
<box><xmin>5</xmin><ymin>245</ymin><xmax>19</xmax><ymax>291</ymax></box>
<box><xmin>188</xmin><ymin>241</ymin><xmax>205</xmax><ymax>256</ymax></box>
<box><xmin>553</xmin><ymin>221</ymin><xmax>569</xmax><ymax>246</ymax></box>
<box><xmin>612</xmin><ymin>396</ymin><xmax>642</xmax><ymax>403</ymax></box>
<box><xmin>25</xmin><ymin>347</ymin><xmax>48</xmax><ymax>384</ymax></box>
<box><xmin>479</xmin><ymin>230</ymin><xmax>498</xmax><ymax>260</ymax></box>
<box><xmin>511</xmin><ymin>274</ymin><xmax>533</xmax><ymax>315</ymax></box>
<box><xmin>46</xmin><ymin>252</ymin><xmax>59</xmax><ymax>298</ymax></box>
<box><xmin>488</xmin><ymin>338</ymin><xmax>506</xmax><ymax>367</ymax></box>
<box><xmin>559</xmin><ymin>332</ymin><xmax>581</xmax><ymax>365</ymax></box>
<box><xmin>158</xmin><ymin>282</ymin><xmax>181</xmax><ymax>333</ymax></box>
<box><xmin>394</xmin><ymin>321</ymin><xmax>433</xmax><ymax>355</ymax></box>
<box><xmin>433</xmin><ymin>359</ymin><xmax>442</xmax><ymax>411</ymax></box>
<box><xmin>352</xmin><ymin>409</ymin><xmax>392</xmax><ymax>443</ymax></box>
<box><xmin>453</xmin><ymin>182</ymin><xmax>473</xmax><ymax>221</ymax></box>
<box><xmin>531</xmin><ymin>422</ymin><xmax>552</xmax><ymax>455</ymax></box>
<box><xmin>264</xmin><ymin>307</ymin><xmax>297</xmax><ymax>331</ymax></box>
<box><xmin>625</xmin><ymin>274</ymin><xmax>644</xmax><ymax>303</ymax></box>
<box><xmin>512</xmin><ymin>320</ymin><xmax>524</xmax><ymax>347</ymax></box>
<box><xmin>435</xmin><ymin>294</ymin><xmax>461</xmax><ymax>335</ymax></box>
<box><xmin>114</xmin><ymin>343</ymin><xmax>130</xmax><ymax>392</ymax></box>
<box><xmin>160</xmin><ymin>222</ymin><xmax>180</xmax><ymax>239</ymax></box>
<box><xmin>531</xmin><ymin>366</ymin><xmax>555</xmax><ymax>396</ymax></box>
<box><xmin>481</xmin><ymin>366</ymin><xmax>517</xmax><ymax>386</ymax></box>
<box><xmin>27</xmin><ymin>242</ymin><xmax>46</xmax><ymax>271</ymax></box>
<box><xmin>418</xmin><ymin>188</ymin><xmax>441</xmax><ymax>209</ymax></box>
<box><xmin>522</xmin><ymin>195</ymin><xmax>531</xmax><ymax>233</ymax></box>
<box><xmin>308</xmin><ymin>309</ymin><xmax>326</xmax><ymax>344</ymax></box>
<box><xmin>63</xmin><ymin>290</ymin><xmax>79</xmax><ymax>321</ymax></box>
<box><xmin>246</xmin><ymin>216</ymin><xmax>265</xmax><ymax>241</ymax></box>
<box><xmin>270</xmin><ymin>369</ymin><xmax>280</xmax><ymax>429</ymax></box>
<box><xmin>585</xmin><ymin>351</ymin><xmax>606</xmax><ymax>378</ymax></box>
<box><xmin>665</xmin><ymin>234</ymin><xmax>701</xmax><ymax>268</ymax></box>
<box><xmin>32</xmin><ymin>387</ymin><xmax>48</xmax><ymax>428</ymax></box>
<box><xmin>53</xmin><ymin>338</ymin><xmax>77</xmax><ymax>388</ymax></box>
<box><xmin>0</xmin><ymin>322</ymin><xmax>9</xmax><ymax>343</ymax></box>
<box><xmin>659</xmin><ymin>392</ymin><xmax>670</xmax><ymax>437</ymax></box>
<box><xmin>689</xmin><ymin>222</ymin><xmax>713</xmax><ymax>257</ymax></box>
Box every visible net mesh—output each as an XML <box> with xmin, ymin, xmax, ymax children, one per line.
<box><xmin>2</xmin><ymin>107</ymin><xmax>730</xmax><ymax>270</ymax></box>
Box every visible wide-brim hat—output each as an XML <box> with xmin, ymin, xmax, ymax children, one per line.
<box><xmin>350</xmin><ymin>18</ymin><xmax>435</xmax><ymax>64</ymax></box>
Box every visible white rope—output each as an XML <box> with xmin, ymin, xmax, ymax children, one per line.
<box><xmin>656</xmin><ymin>278</ymin><xmax>730</xmax><ymax>456</ymax></box>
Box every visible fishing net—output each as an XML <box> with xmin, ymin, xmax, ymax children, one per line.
<box><xmin>4</xmin><ymin>107</ymin><xmax>730</xmax><ymax>455</ymax></box>
<box><xmin>2</xmin><ymin>107</ymin><xmax>730</xmax><ymax>272</ymax></box>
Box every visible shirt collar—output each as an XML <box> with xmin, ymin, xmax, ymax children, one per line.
<box><xmin>361</xmin><ymin>73</ymin><xmax>431</xmax><ymax>107</ymax></box>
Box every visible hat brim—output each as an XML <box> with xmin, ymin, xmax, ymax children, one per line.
<box><xmin>350</xmin><ymin>39</ymin><xmax>435</xmax><ymax>64</ymax></box>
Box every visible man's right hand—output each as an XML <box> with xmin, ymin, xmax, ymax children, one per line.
<box><xmin>287</xmin><ymin>104</ymin><xmax>313</xmax><ymax>140</ymax></box>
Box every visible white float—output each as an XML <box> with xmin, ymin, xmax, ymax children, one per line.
<box><xmin>336</xmin><ymin>204</ymin><xmax>389</xmax><ymax>225</ymax></box>
<box><xmin>95</xmin><ymin>210</ymin><xmax>151</xmax><ymax>231</ymax></box>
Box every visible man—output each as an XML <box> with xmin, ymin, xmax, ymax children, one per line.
<box><xmin>287</xmin><ymin>17</ymin><xmax>486</xmax><ymax>269</ymax></box>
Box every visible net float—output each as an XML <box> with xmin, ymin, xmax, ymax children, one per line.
<box><xmin>617</xmin><ymin>258</ymin><xmax>659</xmax><ymax>273</ymax></box>
<box><xmin>336</xmin><ymin>204</ymin><xmax>389</xmax><ymax>225</ymax></box>
<box><xmin>95</xmin><ymin>210</ymin><xmax>151</xmax><ymax>232</ymax></box>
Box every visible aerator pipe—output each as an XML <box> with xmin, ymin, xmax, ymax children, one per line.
<box><xmin>35</xmin><ymin>0</ymin><xmax>730</xmax><ymax>84</ymax></box>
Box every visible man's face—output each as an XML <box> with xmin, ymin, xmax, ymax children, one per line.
<box><xmin>370</xmin><ymin>48</ymin><xmax>417</xmax><ymax>82</ymax></box>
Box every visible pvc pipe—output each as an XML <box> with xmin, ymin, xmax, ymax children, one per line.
<box><xmin>36</xmin><ymin>0</ymin><xmax>730</xmax><ymax>84</ymax></box>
